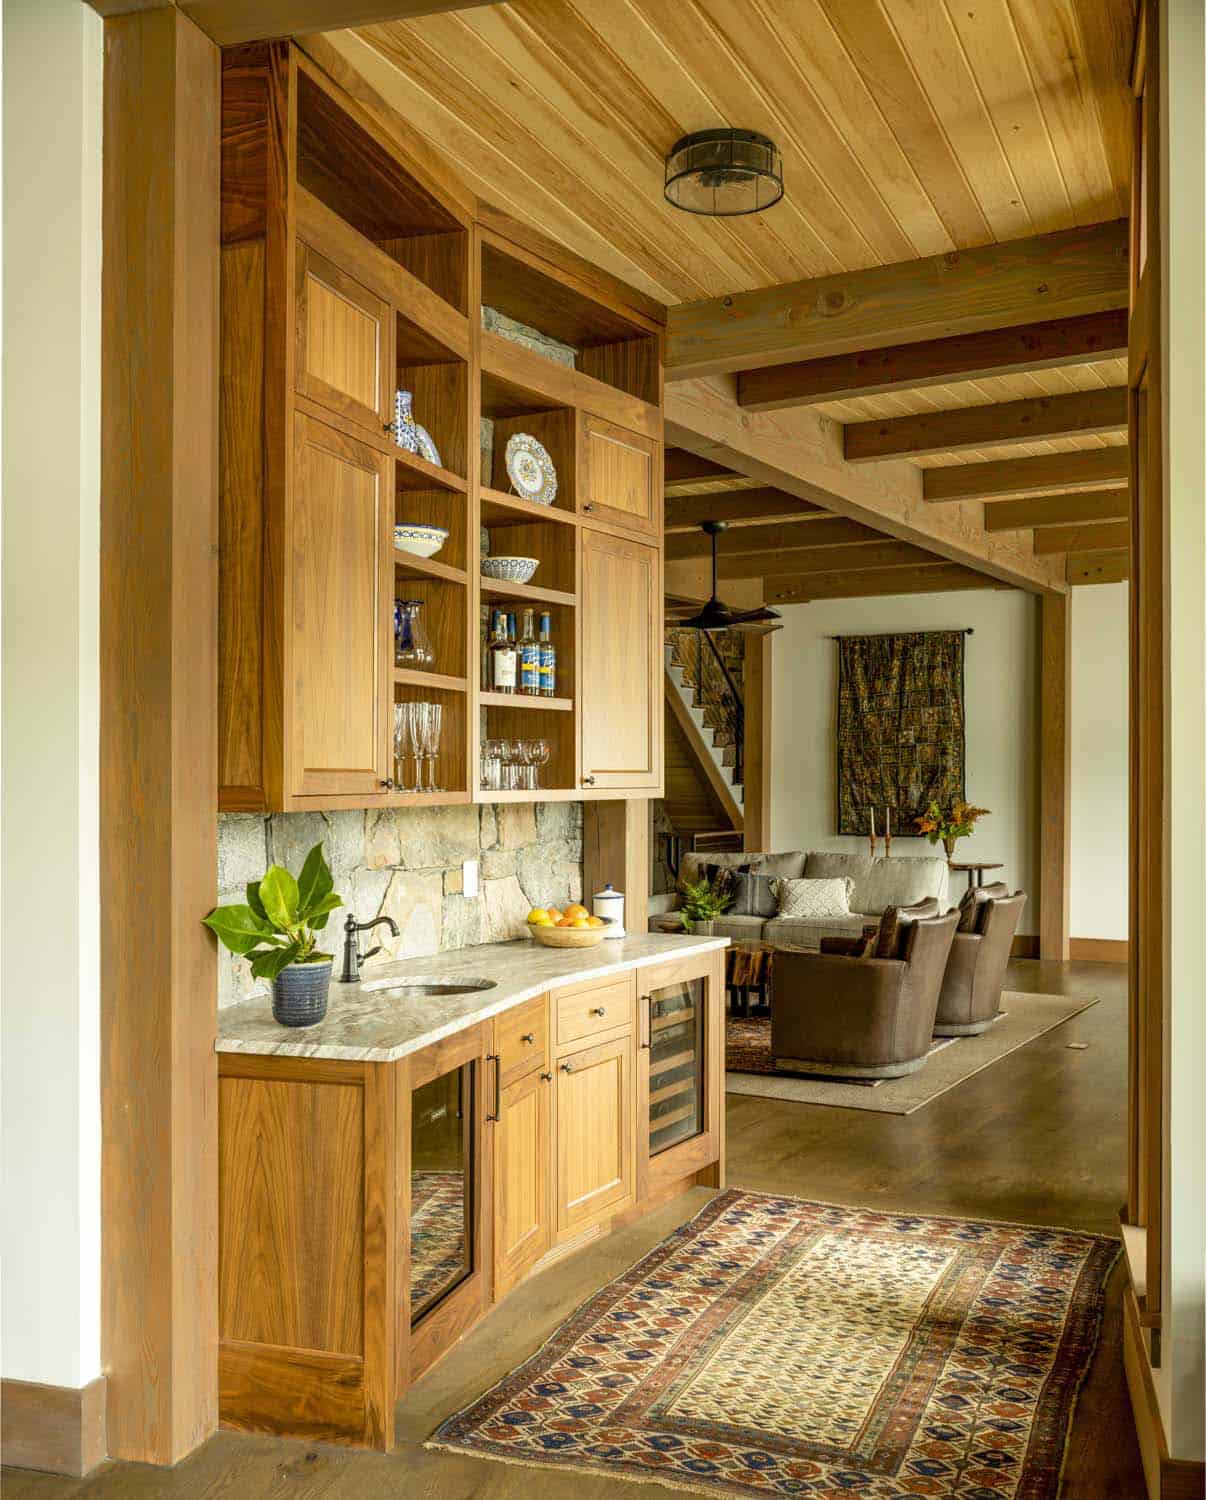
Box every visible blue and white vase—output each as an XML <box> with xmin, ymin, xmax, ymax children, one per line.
<box><xmin>392</xmin><ymin>389</ymin><xmax>419</xmax><ymax>453</ymax></box>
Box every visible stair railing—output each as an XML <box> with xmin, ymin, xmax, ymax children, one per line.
<box><xmin>697</xmin><ymin>629</ymin><xmax>744</xmax><ymax>790</ymax></box>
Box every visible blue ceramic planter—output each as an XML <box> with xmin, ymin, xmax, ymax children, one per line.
<box><xmin>271</xmin><ymin>957</ymin><xmax>333</xmax><ymax>1028</ymax></box>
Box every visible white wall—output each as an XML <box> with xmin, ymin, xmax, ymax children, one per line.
<box><xmin>1070</xmin><ymin>583</ymin><xmax>1129</xmax><ymax>940</ymax></box>
<box><xmin>1162</xmin><ymin>0</ymin><xmax>1205</xmax><ymax>1460</ymax></box>
<box><xmin>770</xmin><ymin>589</ymin><xmax>1039</xmax><ymax>933</ymax></box>
<box><xmin>1</xmin><ymin>0</ymin><xmax>103</xmax><ymax>1388</ymax></box>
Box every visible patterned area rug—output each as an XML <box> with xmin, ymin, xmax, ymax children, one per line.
<box><xmin>411</xmin><ymin>1170</ymin><xmax>466</xmax><ymax>1312</ymax></box>
<box><xmin>430</xmin><ymin>1189</ymin><xmax>1117</xmax><ymax>1498</ymax></box>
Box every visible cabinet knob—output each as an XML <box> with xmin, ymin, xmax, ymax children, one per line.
<box><xmin>521</xmin><ymin>1032</ymin><xmax>535</xmax><ymax>1044</ymax></box>
<box><xmin>378</xmin><ymin>777</ymin><xmax>395</xmax><ymax>791</ymax></box>
<box><xmin>582</xmin><ymin>775</ymin><xmax>596</xmax><ymax>786</ymax></box>
<box><xmin>540</xmin><ymin>1071</ymin><xmax>552</xmax><ymax>1082</ymax></box>
<box><xmin>583</xmin><ymin>502</ymin><xmax>596</xmax><ymax>512</ymax></box>
<box><xmin>560</xmin><ymin>1061</ymin><xmax>574</xmax><ymax>1073</ymax></box>
<box><xmin>590</xmin><ymin>1006</ymin><xmax>606</xmax><ymax>1016</ymax></box>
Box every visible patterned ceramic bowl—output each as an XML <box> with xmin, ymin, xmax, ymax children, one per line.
<box><xmin>480</xmin><ymin>556</ymin><xmax>539</xmax><ymax>584</ymax></box>
<box><xmin>394</xmin><ymin>523</ymin><xmax>448</xmax><ymax>559</ymax></box>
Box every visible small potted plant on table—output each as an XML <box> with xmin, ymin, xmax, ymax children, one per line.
<box><xmin>203</xmin><ymin>843</ymin><xmax>343</xmax><ymax>1027</ymax></box>
<box><xmin>678</xmin><ymin>874</ymin><xmax>734</xmax><ymax>935</ymax></box>
<box><xmin>915</xmin><ymin>800</ymin><xmax>991</xmax><ymax>859</ymax></box>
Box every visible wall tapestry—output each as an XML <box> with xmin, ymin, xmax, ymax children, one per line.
<box><xmin>835</xmin><ymin>630</ymin><xmax>966</xmax><ymax>836</ymax></box>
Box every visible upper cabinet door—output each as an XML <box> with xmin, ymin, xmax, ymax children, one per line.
<box><xmin>295</xmin><ymin>241</ymin><xmax>393</xmax><ymax>438</ymax></box>
<box><xmin>579</xmin><ymin>528</ymin><xmax>661</xmax><ymax>792</ymax></box>
<box><xmin>579</xmin><ymin>414</ymin><xmax>658</xmax><ymax>536</ymax></box>
<box><xmin>290</xmin><ymin>413</ymin><xmax>390</xmax><ymax>799</ymax></box>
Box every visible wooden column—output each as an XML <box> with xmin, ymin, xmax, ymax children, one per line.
<box><xmin>1039</xmin><ymin>593</ymin><xmax>1072</xmax><ymax>960</ymax></box>
<box><xmin>100</xmin><ymin>7</ymin><xmax>220</xmax><ymax>1464</ymax></box>
<box><xmin>742</xmin><ymin>634</ymin><xmax>773</xmax><ymax>852</ymax></box>
<box><xmin>583</xmin><ymin>801</ymin><xmax>650</xmax><ymax>935</ymax></box>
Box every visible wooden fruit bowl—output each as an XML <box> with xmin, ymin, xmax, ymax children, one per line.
<box><xmin>527</xmin><ymin>919</ymin><xmax>614</xmax><ymax>949</ymax></box>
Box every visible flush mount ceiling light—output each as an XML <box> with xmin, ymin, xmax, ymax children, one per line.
<box><xmin>678</xmin><ymin>522</ymin><xmax>782</xmax><ymax>634</ymax></box>
<box><xmin>664</xmin><ymin>129</ymin><xmax>784</xmax><ymax>216</ymax></box>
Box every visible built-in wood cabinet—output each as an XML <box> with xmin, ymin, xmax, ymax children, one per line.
<box><xmin>218</xmin><ymin>42</ymin><xmax>663</xmax><ymax>812</ymax></box>
<box><xmin>579</xmin><ymin>528</ymin><xmax>661</xmax><ymax>790</ymax></box>
<box><xmin>290</xmin><ymin>413</ymin><xmax>392</xmax><ymax>798</ymax></box>
<box><xmin>216</xmin><ymin>947</ymin><xmax>722</xmax><ymax>1450</ymax></box>
<box><xmin>295</xmin><ymin>242</ymin><xmax>394</xmax><ymax>437</ymax></box>
<box><xmin>579</xmin><ymin>414</ymin><xmax>658</xmax><ymax>535</ymax></box>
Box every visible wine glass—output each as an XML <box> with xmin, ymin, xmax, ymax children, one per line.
<box><xmin>395</xmin><ymin>702</ymin><xmax>419</xmax><ymax>793</ymax></box>
<box><xmin>418</xmin><ymin>701</ymin><xmax>443</xmax><ymax>792</ymax></box>
<box><xmin>527</xmin><ymin>738</ymin><xmax>550</xmax><ymax>791</ymax></box>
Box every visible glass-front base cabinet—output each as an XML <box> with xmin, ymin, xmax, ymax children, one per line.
<box><xmin>636</xmin><ymin>948</ymin><xmax>726</xmax><ymax>1203</ymax></box>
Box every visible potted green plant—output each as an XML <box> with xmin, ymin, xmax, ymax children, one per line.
<box><xmin>203</xmin><ymin>843</ymin><xmax>344</xmax><ymax>1028</ymax></box>
<box><xmin>678</xmin><ymin>874</ymin><xmax>733</xmax><ymax>935</ymax></box>
<box><xmin>915</xmin><ymin>800</ymin><xmax>991</xmax><ymax>858</ymax></box>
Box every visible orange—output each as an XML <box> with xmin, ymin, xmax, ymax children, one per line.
<box><xmin>570</xmin><ymin>916</ymin><xmax>591</xmax><ymax>928</ymax></box>
<box><xmin>586</xmin><ymin>915</ymin><xmax>605</xmax><ymax>928</ymax></box>
<box><xmin>556</xmin><ymin>916</ymin><xmax>575</xmax><ymax>928</ymax></box>
<box><xmin>546</xmin><ymin>908</ymin><xmax>563</xmax><ymax>923</ymax></box>
<box><xmin>564</xmin><ymin>903</ymin><xmax>589</xmax><ymax>920</ymax></box>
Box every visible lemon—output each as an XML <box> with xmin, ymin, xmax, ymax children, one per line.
<box><xmin>526</xmin><ymin>908</ymin><xmax>551</xmax><ymax>926</ymax></box>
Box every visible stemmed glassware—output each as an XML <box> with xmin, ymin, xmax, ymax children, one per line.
<box><xmin>524</xmin><ymin>738</ymin><xmax>550</xmax><ymax>791</ymax></box>
<box><xmin>477</xmin><ymin>735</ymin><xmax>550</xmax><ymax>792</ymax></box>
<box><xmin>394</xmin><ymin>701</ymin><xmax>443</xmax><ymax>793</ymax></box>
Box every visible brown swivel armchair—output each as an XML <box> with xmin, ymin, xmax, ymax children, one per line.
<box><xmin>934</xmin><ymin>891</ymin><xmax>1027</xmax><ymax>1036</ymax></box>
<box><xmin>771</xmin><ymin>912</ymin><xmax>958</xmax><ymax>1078</ymax></box>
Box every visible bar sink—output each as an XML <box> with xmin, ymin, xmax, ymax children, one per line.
<box><xmin>360</xmin><ymin>976</ymin><xmax>498</xmax><ymax>999</ymax></box>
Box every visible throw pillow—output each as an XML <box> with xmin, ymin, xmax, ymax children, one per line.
<box><xmin>702</xmin><ymin>862</ymin><xmax>750</xmax><ymax>904</ymax></box>
<box><xmin>729</xmin><ymin>871</ymin><xmax>778</xmax><ymax>919</ymax></box>
<box><xmin>821</xmin><ymin>924</ymin><xmax>879</xmax><ymax>958</ymax></box>
<box><xmin>772</xmin><ymin>876</ymin><xmax>854</xmax><ymax>919</ymax></box>
<box><xmin>875</xmin><ymin>897</ymin><xmax>941</xmax><ymax>958</ymax></box>
<box><xmin>956</xmin><ymin>884</ymin><xmax>980</xmax><ymax>932</ymax></box>
<box><xmin>973</xmin><ymin>883</ymin><xmax>1012</xmax><ymax>933</ymax></box>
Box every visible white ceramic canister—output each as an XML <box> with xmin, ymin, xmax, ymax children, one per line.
<box><xmin>592</xmin><ymin>883</ymin><xmax>625</xmax><ymax>938</ymax></box>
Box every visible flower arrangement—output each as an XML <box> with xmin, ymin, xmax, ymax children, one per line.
<box><xmin>678</xmin><ymin>875</ymin><xmax>734</xmax><ymax>933</ymax></box>
<box><xmin>915</xmin><ymin>799</ymin><xmax>991</xmax><ymax>857</ymax></box>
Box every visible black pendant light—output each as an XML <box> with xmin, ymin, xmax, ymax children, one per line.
<box><xmin>678</xmin><ymin>522</ymin><xmax>782</xmax><ymax>633</ymax></box>
<box><xmin>664</xmin><ymin>129</ymin><xmax>784</xmax><ymax>216</ymax></box>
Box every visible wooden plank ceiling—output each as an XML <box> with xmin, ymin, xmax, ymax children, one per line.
<box><xmin>340</xmin><ymin>0</ymin><xmax>1135</xmax><ymax>595</ymax></box>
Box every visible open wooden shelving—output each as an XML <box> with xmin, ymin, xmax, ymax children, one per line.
<box><xmin>218</xmin><ymin>41</ymin><xmax>663</xmax><ymax>813</ymax></box>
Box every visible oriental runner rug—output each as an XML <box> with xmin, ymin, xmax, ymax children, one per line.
<box><xmin>430</xmin><ymin>1189</ymin><xmax>1117</xmax><ymax>1498</ymax></box>
<box><xmin>410</xmin><ymin>1170</ymin><xmax>467</xmax><ymax>1312</ymax></box>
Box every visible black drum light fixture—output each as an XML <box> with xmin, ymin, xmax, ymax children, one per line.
<box><xmin>664</xmin><ymin>129</ymin><xmax>784</xmax><ymax>216</ymax></box>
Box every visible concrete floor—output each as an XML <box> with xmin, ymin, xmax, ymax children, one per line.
<box><xmin>4</xmin><ymin>958</ymin><xmax>1143</xmax><ymax>1498</ymax></box>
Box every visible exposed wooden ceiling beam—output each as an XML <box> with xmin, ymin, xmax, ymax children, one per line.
<box><xmin>923</xmin><ymin>447</ymin><xmax>1129</xmax><ymax>503</ymax></box>
<box><xmin>844</xmin><ymin>388</ymin><xmax>1127</xmax><ymax>462</ymax></box>
<box><xmin>666</xmin><ymin>220</ymin><xmax>1128</xmax><ymax>383</ymax></box>
<box><xmin>666</xmin><ymin>517</ymin><xmax>877</xmax><ymax>562</ymax></box>
<box><xmin>717</xmin><ymin>541</ymin><xmax>936</xmax><ymax>580</ymax></box>
<box><xmin>983</xmin><ymin>488</ymin><xmax>1130</xmax><ymax>531</ymax></box>
<box><xmin>1033</xmin><ymin>520</ymin><xmax>1131</xmax><ymax>554</ymax></box>
<box><xmin>738</xmin><ymin>310</ymin><xmax>1129</xmax><ymax>411</ymax></box>
<box><xmin>1067</xmin><ymin>549</ymin><xmax>1130</xmax><ymax>584</ymax></box>
<box><xmin>763</xmin><ymin>564</ymin><xmax>1008</xmax><ymax>604</ymax></box>
<box><xmin>664</xmin><ymin>449</ymin><xmax>740</xmax><ymax>487</ymax></box>
<box><xmin>665</xmin><ymin>489</ymin><xmax>827</xmax><ymax>533</ymax></box>
<box><xmin>665</xmin><ymin>375</ymin><xmax>1065</xmax><ymax>593</ymax></box>
<box><xmin>87</xmin><ymin>0</ymin><xmax>498</xmax><ymax>43</ymax></box>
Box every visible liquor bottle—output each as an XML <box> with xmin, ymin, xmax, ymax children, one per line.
<box><xmin>507</xmin><ymin>611</ymin><xmax>518</xmax><ymax>649</ymax></box>
<box><xmin>538</xmin><ymin>611</ymin><xmax>557</xmax><ymax>698</ymax></box>
<box><xmin>488</xmin><ymin>610</ymin><xmax>517</xmax><ymax>694</ymax></box>
<box><xmin>518</xmin><ymin>608</ymin><xmax>540</xmax><ymax>695</ymax></box>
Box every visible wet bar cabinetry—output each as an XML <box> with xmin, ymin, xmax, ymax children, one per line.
<box><xmin>219</xmin><ymin>42</ymin><xmax>663</xmax><ymax>813</ymax></box>
<box><xmin>216</xmin><ymin>938</ymin><xmax>725</xmax><ymax>1449</ymax></box>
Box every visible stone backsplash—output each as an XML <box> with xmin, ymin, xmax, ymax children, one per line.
<box><xmin>217</xmin><ymin>803</ymin><xmax>582</xmax><ymax>1009</ymax></box>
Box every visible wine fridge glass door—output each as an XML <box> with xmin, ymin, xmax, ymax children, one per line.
<box><xmin>410</xmin><ymin>1061</ymin><xmax>474</xmax><ymax>1323</ymax></box>
<box><xmin>648</xmin><ymin>978</ymin><xmax>704</xmax><ymax>1155</ymax></box>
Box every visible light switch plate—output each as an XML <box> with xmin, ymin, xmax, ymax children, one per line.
<box><xmin>463</xmin><ymin>858</ymin><xmax>479</xmax><ymax>898</ymax></box>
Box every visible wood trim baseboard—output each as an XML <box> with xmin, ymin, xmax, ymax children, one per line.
<box><xmin>1</xmin><ymin>1376</ymin><xmax>107</xmax><ymax>1477</ymax></box>
<box><xmin>1069</xmin><ymin>937</ymin><xmax>1129</xmax><ymax>962</ymax></box>
<box><xmin>1122</xmin><ymin>1283</ymin><xmax>1206</xmax><ymax>1499</ymax></box>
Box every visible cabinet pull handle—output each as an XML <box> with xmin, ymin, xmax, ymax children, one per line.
<box><xmin>486</xmin><ymin>1052</ymin><xmax>501</xmax><ymax>1121</ymax></box>
<box><xmin>379</xmin><ymin>777</ymin><xmax>395</xmax><ymax>790</ymax></box>
<box><xmin>521</xmin><ymin>1032</ymin><xmax>535</xmax><ymax>1044</ymax></box>
<box><xmin>582</xmin><ymin>775</ymin><xmax>596</xmax><ymax>786</ymax></box>
<box><xmin>590</xmin><ymin>1006</ymin><xmax>606</xmax><ymax>1016</ymax></box>
<box><xmin>540</xmin><ymin>1071</ymin><xmax>552</xmax><ymax>1082</ymax></box>
<box><xmin>560</xmin><ymin>1061</ymin><xmax>574</xmax><ymax>1073</ymax></box>
<box><xmin>639</xmin><ymin>994</ymin><xmax>651</xmax><ymax>1049</ymax></box>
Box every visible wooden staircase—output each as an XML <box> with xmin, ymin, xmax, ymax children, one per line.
<box><xmin>661</xmin><ymin>627</ymin><xmax>745</xmax><ymax>841</ymax></box>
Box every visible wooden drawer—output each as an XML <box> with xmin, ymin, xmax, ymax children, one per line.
<box><xmin>555</xmin><ymin>976</ymin><xmax>634</xmax><ymax>1053</ymax></box>
<box><xmin>495</xmin><ymin>995</ymin><xmax>548</xmax><ymax>1087</ymax></box>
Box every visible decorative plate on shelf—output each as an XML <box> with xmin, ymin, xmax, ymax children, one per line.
<box><xmin>414</xmin><ymin>424</ymin><xmax>442</xmax><ymax>469</ymax></box>
<box><xmin>504</xmin><ymin>432</ymin><xmax>557</xmax><ymax>506</ymax></box>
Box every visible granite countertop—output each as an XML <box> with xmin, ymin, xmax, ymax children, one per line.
<box><xmin>216</xmin><ymin>932</ymin><xmax>730</xmax><ymax>1063</ymax></box>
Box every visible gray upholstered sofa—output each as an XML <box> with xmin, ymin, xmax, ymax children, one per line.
<box><xmin>649</xmin><ymin>848</ymin><xmax>951</xmax><ymax>950</ymax></box>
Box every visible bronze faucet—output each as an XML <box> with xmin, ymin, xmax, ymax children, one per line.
<box><xmin>339</xmin><ymin>913</ymin><xmax>400</xmax><ymax>984</ymax></box>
